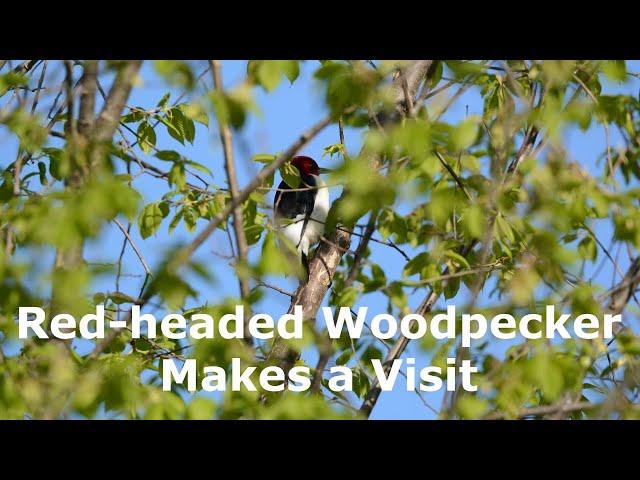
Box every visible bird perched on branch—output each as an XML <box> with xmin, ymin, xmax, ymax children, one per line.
<box><xmin>274</xmin><ymin>156</ymin><xmax>332</xmax><ymax>282</ymax></box>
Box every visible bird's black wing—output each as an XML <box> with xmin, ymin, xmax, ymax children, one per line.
<box><xmin>274</xmin><ymin>174</ymin><xmax>317</xmax><ymax>247</ymax></box>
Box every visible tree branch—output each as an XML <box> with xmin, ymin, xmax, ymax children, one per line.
<box><xmin>210</xmin><ymin>60</ymin><xmax>253</xmax><ymax>344</ymax></box>
<box><xmin>483</xmin><ymin>401</ymin><xmax>597</xmax><ymax>420</ymax></box>
<box><xmin>267</xmin><ymin>60</ymin><xmax>434</xmax><ymax>375</ymax></box>
<box><xmin>112</xmin><ymin>218</ymin><xmax>153</xmax><ymax>277</ymax></box>
<box><xmin>78</xmin><ymin>60</ymin><xmax>97</xmax><ymax>138</ymax></box>
<box><xmin>605</xmin><ymin>257</ymin><xmax>640</xmax><ymax>316</ymax></box>
<box><xmin>93</xmin><ymin>61</ymin><xmax>143</xmax><ymax>144</ymax></box>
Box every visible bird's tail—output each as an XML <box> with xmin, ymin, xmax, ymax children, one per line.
<box><xmin>301</xmin><ymin>251</ymin><xmax>310</xmax><ymax>283</ymax></box>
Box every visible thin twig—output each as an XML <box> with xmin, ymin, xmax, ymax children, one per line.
<box><xmin>572</xmin><ymin>72</ymin><xmax>614</xmax><ymax>181</ymax></box>
<box><xmin>112</xmin><ymin>218</ymin><xmax>153</xmax><ymax>276</ymax></box>
<box><xmin>402</xmin><ymin>261</ymin><xmax>505</xmax><ymax>287</ymax></box>
<box><xmin>252</xmin><ymin>279</ymin><xmax>294</xmax><ymax>298</ymax></box>
<box><xmin>435</xmin><ymin>150</ymin><xmax>472</xmax><ymax>201</ymax></box>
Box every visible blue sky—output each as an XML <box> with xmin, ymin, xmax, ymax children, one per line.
<box><xmin>2</xmin><ymin>60</ymin><xmax>640</xmax><ymax>419</ymax></box>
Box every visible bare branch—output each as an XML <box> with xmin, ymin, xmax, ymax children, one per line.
<box><xmin>210</xmin><ymin>60</ymin><xmax>253</xmax><ymax>344</ymax></box>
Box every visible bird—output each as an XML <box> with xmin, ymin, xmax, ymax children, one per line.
<box><xmin>273</xmin><ymin>155</ymin><xmax>332</xmax><ymax>282</ymax></box>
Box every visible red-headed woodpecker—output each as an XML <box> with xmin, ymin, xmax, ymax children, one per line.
<box><xmin>274</xmin><ymin>156</ymin><xmax>331</xmax><ymax>281</ymax></box>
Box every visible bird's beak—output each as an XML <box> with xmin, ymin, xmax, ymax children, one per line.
<box><xmin>317</xmin><ymin>167</ymin><xmax>333</xmax><ymax>174</ymax></box>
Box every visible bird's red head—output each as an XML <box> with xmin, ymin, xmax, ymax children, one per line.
<box><xmin>291</xmin><ymin>156</ymin><xmax>320</xmax><ymax>176</ymax></box>
<box><xmin>291</xmin><ymin>156</ymin><xmax>333</xmax><ymax>176</ymax></box>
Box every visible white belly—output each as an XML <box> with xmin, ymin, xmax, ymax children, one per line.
<box><xmin>277</xmin><ymin>176</ymin><xmax>329</xmax><ymax>256</ymax></box>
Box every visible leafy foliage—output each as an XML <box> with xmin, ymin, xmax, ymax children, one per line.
<box><xmin>1</xmin><ymin>60</ymin><xmax>640</xmax><ymax>420</ymax></box>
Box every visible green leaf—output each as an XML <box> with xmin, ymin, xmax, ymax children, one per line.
<box><xmin>259</xmin><ymin>164</ymin><xmax>275</xmax><ymax>190</ymax></box>
<box><xmin>168</xmin><ymin>209</ymin><xmax>184</xmax><ymax>234</ymax></box>
<box><xmin>281</xmin><ymin>60</ymin><xmax>300</xmax><ymax>83</ymax></box>
<box><xmin>165</xmin><ymin>107</ymin><xmax>188</xmax><ymax>145</ymax></box>
<box><xmin>335</xmin><ymin>287</ymin><xmax>358</xmax><ymax>308</ymax></box>
<box><xmin>279</xmin><ymin>162</ymin><xmax>301</xmax><ymax>188</ymax></box>
<box><xmin>450</xmin><ymin>117</ymin><xmax>479</xmax><ymax>151</ymax></box>
<box><xmin>446</xmin><ymin>60</ymin><xmax>486</xmax><ymax>77</ymax></box>
<box><xmin>444</xmin><ymin>250</ymin><xmax>470</xmax><ymax>269</ymax></box>
<box><xmin>455</xmin><ymin>396</ymin><xmax>489</xmax><ymax>419</ymax></box>
<box><xmin>179</xmin><ymin>103</ymin><xmax>209</xmax><ymax>127</ymax></box>
<box><xmin>364</xmin><ymin>263</ymin><xmax>387</xmax><ymax>292</ymax></box>
<box><xmin>157</xmin><ymin>92</ymin><xmax>171</xmax><ymax>108</ymax></box>
<box><xmin>460</xmin><ymin>204</ymin><xmax>485</xmax><ymax>239</ymax></box>
<box><xmin>352</xmin><ymin>368</ymin><xmax>370</xmax><ymax>399</ymax></box>
<box><xmin>252</xmin><ymin>153</ymin><xmax>276</xmax><ymax>164</ymax></box>
<box><xmin>183</xmin><ymin>207</ymin><xmax>197</xmax><ymax>233</ymax></box>
<box><xmin>387</xmin><ymin>282</ymin><xmax>407</xmax><ymax>309</ymax></box>
<box><xmin>184</xmin><ymin>116</ymin><xmax>196</xmax><ymax>144</ymax></box>
<box><xmin>495</xmin><ymin>214</ymin><xmax>515</xmax><ymax>244</ymax></box>
<box><xmin>133</xmin><ymin>337</ymin><xmax>152</xmax><ymax>353</ymax></box>
<box><xmin>37</xmin><ymin>161</ymin><xmax>48</xmax><ymax>186</ymax></box>
<box><xmin>258</xmin><ymin>231</ymin><xmax>300</xmax><ymax>277</ymax></box>
<box><xmin>137</xmin><ymin>122</ymin><xmax>156</xmax><ymax>155</ymax></box>
<box><xmin>323</xmin><ymin>143</ymin><xmax>346</xmax><ymax>159</ymax></box>
<box><xmin>528</xmin><ymin>352</ymin><xmax>564</xmax><ymax>401</ymax></box>
<box><xmin>244</xmin><ymin>223</ymin><xmax>264</xmax><ymax>246</ymax></box>
<box><xmin>0</xmin><ymin>71</ymin><xmax>29</xmax><ymax>97</ymax></box>
<box><xmin>252</xmin><ymin>61</ymin><xmax>282</xmax><ymax>92</ymax></box>
<box><xmin>138</xmin><ymin>202</ymin><xmax>170</xmax><ymax>239</ymax></box>
<box><xmin>185</xmin><ymin>160</ymin><xmax>212</xmax><ymax>176</ymax></box>
<box><xmin>121</xmin><ymin>109</ymin><xmax>145</xmax><ymax>123</ymax></box>
<box><xmin>209</xmin><ymin>86</ymin><xmax>256</xmax><ymax>130</ymax></box>
<box><xmin>186</xmin><ymin>397</ymin><xmax>216</xmax><ymax>420</ymax></box>
<box><xmin>429</xmin><ymin>61</ymin><xmax>443</xmax><ymax>89</ymax></box>
<box><xmin>168</xmin><ymin>163</ymin><xmax>186</xmax><ymax>190</ymax></box>
<box><xmin>3</xmin><ymin>109</ymin><xmax>48</xmax><ymax>153</ymax></box>
<box><xmin>601</xmin><ymin>61</ymin><xmax>626</xmax><ymax>82</ymax></box>
<box><xmin>108</xmin><ymin>291</ymin><xmax>138</xmax><ymax>305</ymax></box>
<box><xmin>444</xmin><ymin>276</ymin><xmax>461</xmax><ymax>299</ymax></box>
<box><xmin>335</xmin><ymin>350</ymin><xmax>352</xmax><ymax>366</ymax></box>
<box><xmin>155</xmin><ymin>150</ymin><xmax>181</xmax><ymax>162</ymax></box>
<box><xmin>162</xmin><ymin>392</ymin><xmax>186</xmax><ymax>419</ymax></box>
<box><xmin>578</xmin><ymin>236</ymin><xmax>597</xmax><ymax>261</ymax></box>
<box><xmin>314</xmin><ymin>61</ymin><xmax>380</xmax><ymax>116</ymax></box>
<box><xmin>460</xmin><ymin>154</ymin><xmax>481</xmax><ymax>173</ymax></box>
<box><xmin>404</xmin><ymin>252</ymin><xmax>430</xmax><ymax>277</ymax></box>
<box><xmin>154</xmin><ymin>60</ymin><xmax>195</xmax><ymax>90</ymax></box>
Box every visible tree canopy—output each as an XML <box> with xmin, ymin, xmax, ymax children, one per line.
<box><xmin>1</xmin><ymin>60</ymin><xmax>640</xmax><ymax>419</ymax></box>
